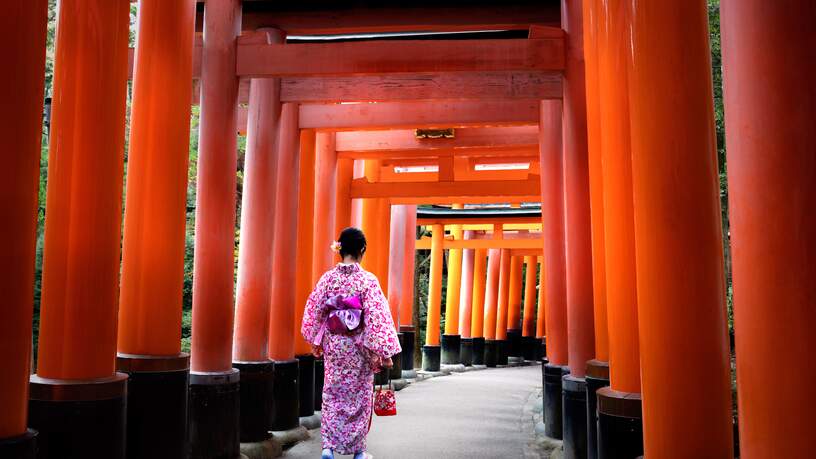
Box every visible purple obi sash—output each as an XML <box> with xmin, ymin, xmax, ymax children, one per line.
<box><xmin>312</xmin><ymin>294</ymin><xmax>363</xmax><ymax>346</ymax></box>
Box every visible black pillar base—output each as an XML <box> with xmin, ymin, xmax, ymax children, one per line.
<box><xmin>0</xmin><ymin>429</ymin><xmax>37</xmax><ymax>459</ymax></box>
<box><xmin>440</xmin><ymin>334</ymin><xmax>461</xmax><ymax>365</ymax></box>
<box><xmin>497</xmin><ymin>339</ymin><xmax>509</xmax><ymax>366</ymax></box>
<box><xmin>28</xmin><ymin>373</ymin><xmax>127</xmax><ymax>459</ymax></box>
<box><xmin>117</xmin><ymin>353</ymin><xmax>190</xmax><ymax>458</ymax></box>
<box><xmin>471</xmin><ymin>337</ymin><xmax>485</xmax><ymax>365</ymax></box>
<box><xmin>484</xmin><ymin>339</ymin><xmax>499</xmax><ymax>367</ymax></box>
<box><xmin>521</xmin><ymin>336</ymin><xmax>540</xmax><ymax>361</ymax></box>
<box><xmin>539</xmin><ymin>336</ymin><xmax>547</xmax><ymax>361</ymax></box>
<box><xmin>389</xmin><ymin>333</ymin><xmax>404</xmax><ymax>380</ymax></box>
<box><xmin>585</xmin><ymin>360</ymin><xmax>610</xmax><ymax>459</ymax></box>
<box><xmin>543</xmin><ymin>364</ymin><xmax>567</xmax><ymax>439</ymax></box>
<box><xmin>314</xmin><ymin>358</ymin><xmax>324</xmax><ymax>411</ymax></box>
<box><xmin>459</xmin><ymin>338</ymin><xmax>474</xmax><ymax>366</ymax></box>
<box><xmin>597</xmin><ymin>387</ymin><xmax>643</xmax><ymax>459</ymax></box>
<box><xmin>421</xmin><ymin>345</ymin><xmax>441</xmax><ymax>371</ymax></box>
<box><xmin>507</xmin><ymin>329</ymin><xmax>523</xmax><ymax>358</ymax></box>
<box><xmin>563</xmin><ymin>375</ymin><xmax>588</xmax><ymax>459</ymax></box>
<box><xmin>296</xmin><ymin>355</ymin><xmax>315</xmax><ymax>418</ymax></box>
<box><xmin>189</xmin><ymin>370</ymin><xmax>240</xmax><ymax>459</ymax></box>
<box><xmin>271</xmin><ymin>359</ymin><xmax>300</xmax><ymax>431</ymax></box>
<box><xmin>399</xmin><ymin>327</ymin><xmax>415</xmax><ymax>371</ymax></box>
<box><xmin>232</xmin><ymin>361</ymin><xmax>274</xmax><ymax>443</ymax></box>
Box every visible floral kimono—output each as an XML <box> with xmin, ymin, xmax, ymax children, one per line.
<box><xmin>301</xmin><ymin>262</ymin><xmax>402</xmax><ymax>455</ymax></box>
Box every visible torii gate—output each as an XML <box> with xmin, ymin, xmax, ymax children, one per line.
<box><xmin>1</xmin><ymin>2</ymin><xmax>814</xmax><ymax>459</ymax></box>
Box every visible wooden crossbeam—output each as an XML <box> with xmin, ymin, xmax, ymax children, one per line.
<box><xmin>278</xmin><ymin>72</ymin><xmax>562</xmax><ymax>103</ymax></box>
<box><xmin>415</xmin><ymin>237</ymin><xmax>543</xmax><ymax>250</ymax></box>
<box><xmin>391</xmin><ymin>195</ymin><xmax>539</xmax><ymax>205</ymax></box>
<box><xmin>204</xmin><ymin>6</ymin><xmax>561</xmax><ymax>35</ymax></box>
<box><xmin>335</xmin><ymin>126</ymin><xmax>539</xmax><ymax>153</ymax></box>
<box><xmin>350</xmin><ymin>176</ymin><xmax>540</xmax><ymax>199</ymax></box>
<box><xmin>417</xmin><ymin>216</ymin><xmax>541</xmax><ymax>225</ymax></box>
<box><xmin>236</xmin><ymin>37</ymin><xmax>564</xmax><ymax>77</ymax></box>
<box><xmin>298</xmin><ymin>100</ymin><xmax>540</xmax><ymax>130</ymax></box>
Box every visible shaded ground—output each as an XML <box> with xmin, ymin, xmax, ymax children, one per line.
<box><xmin>285</xmin><ymin>365</ymin><xmax>546</xmax><ymax>459</ymax></box>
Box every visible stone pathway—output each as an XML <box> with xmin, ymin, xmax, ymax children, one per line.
<box><xmin>285</xmin><ymin>364</ymin><xmax>558</xmax><ymax>459</ymax></box>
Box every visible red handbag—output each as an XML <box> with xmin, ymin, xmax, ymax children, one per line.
<box><xmin>373</xmin><ymin>377</ymin><xmax>397</xmax><ymax>416</ymax></box>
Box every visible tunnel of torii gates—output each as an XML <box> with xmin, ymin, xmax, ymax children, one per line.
<box><xmin>0</xmin><ymin>1</ymin><xmax>814</xmax><ymax>459</ymax></box>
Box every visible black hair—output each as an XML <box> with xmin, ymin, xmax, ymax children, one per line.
<box><xmin>338</xmin><ymin>227</ymin><xmax>366</xmax><ymax>259</ymax></box>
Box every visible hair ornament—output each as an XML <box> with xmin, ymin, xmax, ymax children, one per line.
<box><xmin>330</xmin><ymin>241</ymin><xmax>342</xmax><ymax>253</ymax></box>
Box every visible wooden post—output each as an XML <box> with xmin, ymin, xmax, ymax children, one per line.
<box><xmin>421</xmin><ymin>224</ymin><xmax>445</xmax><ymax>371</ymax></box>
<box><xmin>117</xmin><ymin>1</ymin><xmax>197</xmax><ymax>454</ymax></box>
<box><xmin>233</xmin><ymin>35</ymin><xmax>283</xmax><ymax>363</ymax></box>
<box><xmin>187</xmin><ymin>0</ymin><xmax>242</xmax><ymax>455</ymax></box>
<box><xmin>594</xmin><ymin>0</ymin><xmax>643</xmax><ymax>455</ymax></box>
<box><xmin>31</xmin><ymin>1</ymin><xmax>130</xmax><ymax>456</ymax></box>
<box><xmin>268</xmin><ymin>103</ymin><xmax>302</xmax><ymax>431</ymax></box>
<box><xmin>0</xmin><ymin>0</ymin><xmax>47</xmax><ymax>448</ymax></box>
<box><xmin>627</xmin><ymin>1</ymin><xmax>733</xmax><ymax>456</ymax></box>
<box><xmin>722</xmin><ymin>1</ymin><xmax>816</xmax><ymax>457</ymax></box>
<box><xmin>539</xmin><ymin>101</ymin><xmax>568</xmax><ymax>367</ymax></box>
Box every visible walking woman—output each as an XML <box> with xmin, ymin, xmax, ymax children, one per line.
<box><xmin>301</xmin><ymin>227</ymin><xmax>402</xmax><ymax>459</ymax></box>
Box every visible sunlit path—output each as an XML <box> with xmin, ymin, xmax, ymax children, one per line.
<box><xmin>287</xmin><ymin>365</ymin><xmax>542</xmax><ymax>459</ymax></box>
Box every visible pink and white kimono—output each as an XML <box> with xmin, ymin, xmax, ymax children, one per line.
<box><xmin>301</xmin><ymin>262</ymin><xmax>402</xmax><ymax>455</ymax></box>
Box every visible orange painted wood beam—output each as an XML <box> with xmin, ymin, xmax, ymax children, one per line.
<box><xmin>391</xmin><ymin>196</ymin><xmax>539</xmax><ymax>206</ymax></box>
<box><xmin>279</xmin><ymin>71</ymin><xmax>562</xmax><ymax>103</ymax></box>
<box><xmin>416</xmin><ymin>216</ymin><xmax>541</xmax><ymax>226</ymax></box>
<box><xmin>335</xmin><ymin>126</ymin><xmax>538</xmax><ymax>153</ymax></box>
<box><xmin>236</xmin><ymin>38</ymin><xmax>565</xmax><ymax>77</ymax></box>
<box><xmin>298</xmin><ymin>100</ymin><xmax>540</xmax><ymax>130</ymax></box>
<box><xmin>350</xmin><ymin>177</ymin><xmax>540</xmax><ymax>199</ymax></box>
<box><xmin>415</xmin><ymin>238</ymin><xmax>543</xmax><ymax>250</ymax></box>
<box><xmin>341</xmin><ymin>146</ymin><xmax>539</xmax><ymax>162</ymax></box>
<box><xmin>190</xmin><ymin>71</ymin><xmax>562</xmax><ymax>105</ymax></box>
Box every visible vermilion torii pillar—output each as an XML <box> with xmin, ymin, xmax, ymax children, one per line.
<box><xmin>506</xmin><ymin>255</ymin><xmax>524</xmax><ymax>359</ymax></box>
<box><xmin>470</xmin><ymin>248</ymin><xmax>488</xmax><ymax>366</ymax></box>
<box><xmin>580</xmin><ymin>2</ymin><xmax>611</xmax><ymax>454</ymax></box>
<box><xmin>231</xmin><ymin>31</ymin><xmax>283</xmax><ymax>445</ymax></box>
<box><xmin>268</xmin><ymin>103</ymin><xmax>302</xmax><ymax>431</ymax></box>
<box><xmin>628</xmin><ymin>2</ymin><xmax>733</xmax><ymax>456</ymax></box>
<box><xmin>535</xmin><ymin>257</ymin><xmax>546</xmax><ymax>358</ymax></box>
<box><xmin>30</xmin><ymin>2</ymin><xmax>130</xmax><ymax>458</ymax></box>
<box><xmin>539</xmin><ymin>100</ymin><xmax>567</xmax><ymax>440</ymax></box>
<box><xmin>399</xmin><ymin>206</ymin><xmax>418</xmax><ymax>377</ymax></box>
<box><xmin>482</xmin><ymin>248</ymin><xmax>502</xmax><ymax>367</ymax></box>
<box><xmin>561</xmin><ymin>0</ymin><xmax>597</xmax><ymax>455</ymax></box>
<box><xmin>334</xmin><ymin>158</ymin><xmax>353</xmax><ymax>235</ymax></box>
<box><xmin>116</xmin><ymin>1</ymin><xmax>196</xmax><ymax>456</ymax></box>
<box><xmin>494</xmin><ymin>249</ymin><xmax>512</xmax><ymax>366</ymax></box>
<box><xmin>457</xmin><ymin>231</ymin><xmax>476</xmax><ymax>366</ymax></box>
<box><xmin>294</xmin><ymin>130</ymin><xmax>317</xmax><ymax>421</ymax></box>
<box><xmin>188</xmin><ymin>0</ymin><xmax>242</xmax><ymax>456</ymax></box>
<box><xmin>312</xmin><ymin>131</ymin><xmax>338</xmax><ymax>408</ymax></box>
<box><xmin>521</xmin><ymin>256</ymin><xmax>539</xmax><ymax>361</ymax></box>
<box><xmin>386</xmin><ymin>205</ymin><xmax>406</xmax><ymax>380</ymax></box>
<box><xmin>442</xmin><ymin>209</ymin><xmax>464</xmax><ymax>366</ymax></box>
<box><xmin>0</xmin><ymin>2</ymin><xmax>47</xmax><ymax>456</ymax></box>
<box><xmin>593</xmin><ymin>0</ymin><xmax>643</xmax><ymax>456</ymax></box>
<box><xmin>722</xmin><ymin>2</ymin><xmax>815</xmax><ymax>457</ymax></box>
<box><xmin>422</xmin><ymin>224</ymin><xmax>445</xmax><ymax>371</ymax></box>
